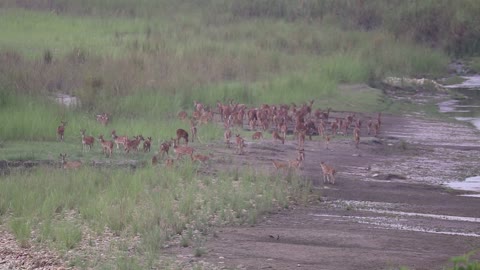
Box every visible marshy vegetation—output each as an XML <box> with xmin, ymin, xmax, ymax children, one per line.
<box><xmin>1</xmin><ymin>0</ymin><xmax>480</xmax><ymax>268</ymax></box>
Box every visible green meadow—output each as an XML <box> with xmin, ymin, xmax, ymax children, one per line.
<box><xmin>1</xmin><ymin>0</ymin><xmax>479</xmax><ymax>268</ymax></box>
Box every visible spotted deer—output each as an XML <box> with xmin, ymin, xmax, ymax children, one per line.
<box><xmin>172</xmin><ymin>138</ymin><xmax>194</xmax><ymax>159</ymax></box>
<box><xmin>96</xmin><ymin>113</ymin><xmax>110</xmax><ymax>126</ymax></box>
<box><xmin>224</xmin><ymin>129</ymin><xmax>232</xmax><ymax>148</ymax></box>
<box><xmin>143</xmin><ymin>136</ymin><xmax>152</xmax><ymax>152</ymax></box>
<box><xmin>111</xmin><ymin>130</ymin><xmax>128</xmax><ymax>150</ymax></box>
<box><xmin>324</xmin><ymin>135</ymin><xmax>331</xmax><ymax>150</ymax></box>
<box><xmin>297</xmin><ymin>129</ymin><xmax>306</xmax><ymax>148</ymax></box>
<box><xmin>190</xmin><ymin>120</ymin><xmax>198</xmax><ymax>143</ymax></box>
<box><xmin>235</xmin><ymin>134</ymin><xmax>245</xmax><ymax>154</ymax></box>
<box><xmin>320</xmin><ymin>161</ymin><xmax>336</xmax><ymax>184</ymax></box>
<box><xmin>176</xmin><ymin>128</ymin><xmax>189</xmax><ymax>145</ymax></box>
<box><xmin>272</xmin><ymin>160</ymin><xmax>289</xmax><ymax>171</ymax></box>
<box><xmin>98</xmin><ymin>135</ymin><xmax>114</xmax><ymax>158</ymax></box>
<box><xmin>57</xmin><ymin>121</ymin><xmax>67</xmax><ymax>141</ymax></box>
<box><xmin>80</xmin><ymin>129</ymin><xmax>95</xmax><ymax>152</ymax></box>
<box><xmin>191</xmin><ymin>153</ymin><xmax>211</xmax><ymax>163</ymax></box>
<box><xmin>124</xmin><ymin>135</ymin><xmax>144</xmax><ymax>153</ymax></box>
<box><xmin>252</xmin><ymin>131</ymin><xmax>263</xmax><ymax>140</ymax></box>
<box><xmin>159</xmin><ymin>140</ymin><xmax>172</xmax><ymax>158</ymax></box>
<box><xmin>59</xmin><ymin>153</ymin><xmax>82</xmax><ymax>169</ymax></box>
<box><xmin>353</xmin><ymin>127</ymin><xmax>360</xmax><ymax>149</ymax></box>
<box><xmin>272</xmin><ymin>130</ymin><xmax>285</xmax><ymax>144</ymax></box>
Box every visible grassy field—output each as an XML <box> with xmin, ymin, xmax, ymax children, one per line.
<box><xmin>0</xmin><ymin>0</ymin><xmax>476</xmax><ymax>268</ymax></box>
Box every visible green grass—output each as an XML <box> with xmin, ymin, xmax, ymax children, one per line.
<box><xmin>0</xmin><ymin>9</ymin><xmax>148</xmax><ymax>58</ymax></box>
<box><xmin>0</xmin><ymin>164</ymin><xmax>313</xmax><ymax>267</ymax></box>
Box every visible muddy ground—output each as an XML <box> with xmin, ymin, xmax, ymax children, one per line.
<box><xmin>169</xmin><ymin>111</ymin><xmax>480</xmax><ymax>270</ymax></box>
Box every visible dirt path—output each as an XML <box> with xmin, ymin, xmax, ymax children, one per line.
<box><xmin>171</xmin><ymin>113</ymin><xmax>480</xmax><ymax>270</ymax></box>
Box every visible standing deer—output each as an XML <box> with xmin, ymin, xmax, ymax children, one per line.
<box><xmin>320</xmin><ymin>161</ymin><xmax>336</xmax><ymax>184</ymax></box>
<box><xmin>159</xmin><ymin>140</ymin><xmax>172</xmax><ymax>158</ymax></box>
<box><xmin>224</xmin><ymin>129</ymin><xmax>232</xmax><ymax>148</ymax></box>
<box><xmin>143</xmin><ymin>137</ymin><xmax>152</xmax><ymax>152</ymax></box>
<box><xmin>353</xmin><ymin>127</ymin><xmax>360</xmax><ymax>149</ymax></box>
<box><xmin>190</xmin><ymin>120</ymin><xmax>198</xmax><ymax>143</ymax></box>
<box><xmin>111</xmin><ymin>130</ymin><xmax>128</xmax><ymax>150</ymax></box>
<box><xmin>57</xmin><ymin>121</ymin><xmax>67</xmax><ymax>141</ymax></box>
<box><xmin>98</xmin><ymin>135</ymin><xmax>114</xmax><ymax>158</ymax></box>
<box><xmin>235</xmin><ymin>134</ymin><xmax>245</xmax><ymax>155</ymax></box>
<box><xmin>80</xmin><ymin>129</ymin><xmax>95</xmax><ymax>152</ymax></box>
<box><xmin>59</xmin><ymin>153</ymin><xmax>82</xmax><ymax>169</ymax></box>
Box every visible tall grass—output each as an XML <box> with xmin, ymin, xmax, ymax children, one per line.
<box><xmin>0</xmin><ymin>164</ymin><xmax>312</xmax><ymax>267</ymax></box>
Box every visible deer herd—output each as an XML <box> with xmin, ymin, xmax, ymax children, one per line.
<box><xmin>56</xmin><ymin>99</ymin><xmax>383</xmax><ymax>185</ymax></box>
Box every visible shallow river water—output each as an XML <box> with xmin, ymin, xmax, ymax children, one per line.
<box><xmin>439</xmin><ymin>76</ymin><xmax>480</xmax><ymax>195</ymax></box>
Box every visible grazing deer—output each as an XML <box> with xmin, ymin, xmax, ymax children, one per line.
<box><xmin>172</xmin><ymin>138</ymin><xmax>194</xmax><ymax>159</ymax></box>
<box><xmin>143</xmin><ymin>136</ymin><xmax>152</xmax><ymax>152</ymax></box>
<box><xmin>224</xmin><ymin>129</ymin><xmax>232</xmax><ymax>148</ymax></box>
<box><xmin>59</xmin><ymin>153</ymin><xmax>82</xmax><ymax>169</ymax></box>
<box><xmin>320</xmin><ymin>161</ymin><xmax>336</xmax><ymax>184</ymax></box>
<box><xmin>98</xmin><ymin>135</ymin><xmax>114</xmax><ymax>157</ymax></box>
<box><xmin>190</xmin><ymin>120</ymin><xmax>198</xmax><ymax>143</ymax></box>
<box><xmin>111</xmin><ymin>130</ymin><xmax>128</xmax><ymax>150</ymax></box>
<box><xmin>252</xmin><ymin>131</ymin><xmax>263</xmax><ymax>140</ymax></box>
<box><xmin>57</xmin><ymin>121</ymin><xmax>67</xmax><ymax>141</ymax></box>
<box><xmin>80</xmin><ymin>129</ymin><xmax>95</xmax><ymax>152</ymax></box>
<box><xmin>353</xmin><ymin>127</ymin><xmax>360</xmax><ymax>149</ymax></box>
<box><xmin>272</xmin><ymin>130</ymin><xmax>285</xmax><ymax>144</ymax></box>
<box><xmin>235</xmin><ymin>134</ymin><xmax>245</xmax><ymax>155</ymax></box>
<box><xmin>176</xmin><ymin>128</ymin><xmax>189</xmax><ymax>145</ymax></box>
